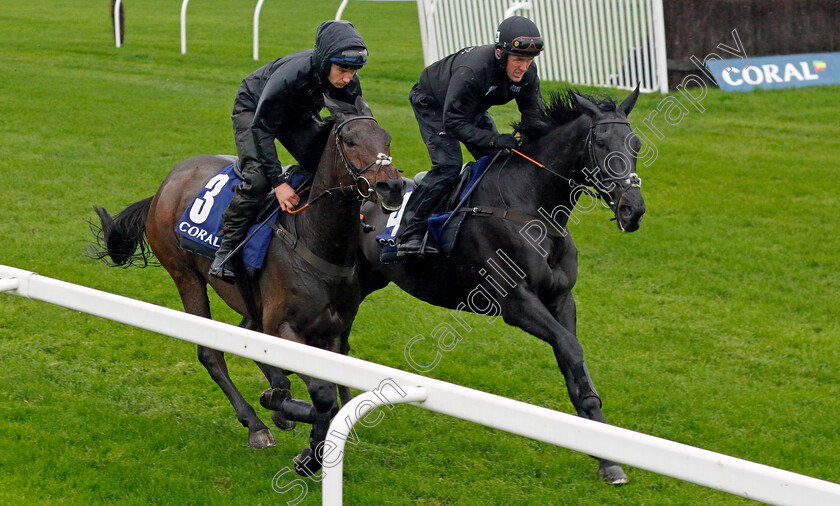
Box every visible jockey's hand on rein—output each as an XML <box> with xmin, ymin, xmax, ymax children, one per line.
<box><xmin>492</xmin><ymin>133</ymin><xmax>518</xmax><ymax>150</ymax></box>
<box><xmin>274</xmin><ymin>183</ymin><xmax>299</xmax><ymax>212</ymax></box>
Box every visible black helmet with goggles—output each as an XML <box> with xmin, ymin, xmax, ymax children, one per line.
<box><xmin>329</xmin><ymin>47</ymin><xmax>368</xmax><ymax>70</ymax></box>
<box><xmin>495</xmin><ymin>16</ymin><xmax>544</xmax><ymax>57</ymax></box>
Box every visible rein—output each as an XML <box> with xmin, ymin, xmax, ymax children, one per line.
<box><xmin>288</xmin><ymin>115</ymin><xmax>392</xmax><ymax>214</ymax></box>
<box><xmin>271</xmin><ymin>115</ymin><xmax>392</xmax><ymax>276</ymax></box>
<box><xmin>473</xmin><ymin>118</ymin><xmax>641</xmax><ymax>233</ymax></box>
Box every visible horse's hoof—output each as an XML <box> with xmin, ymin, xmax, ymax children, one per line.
<box><xmin>260</xmin><ymin>387</ymin><xmax>290</xmax><ymax>410</ymax></box>
<box><xmin>598</xmin><ymin>463</ymin><xmax>629</xmax><ymax>485</ymax></box>
<box><xmin>272</xmin><ymin>410</ymin><xmax>297</xmax><ymax>431</ymax></box>
<box><xmin>293</xmin><ymin>448</ymin><xmax>322</xmax><ymax>476</ymax></box>
<box><xmin>248</xmin><ymin>428</ymin><xmax>276</xmax><ymax>449</ymax></box>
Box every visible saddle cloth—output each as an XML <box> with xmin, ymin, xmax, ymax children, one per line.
<box><xmin>375</xmin><ymin>155</ymin><xmax>493</xmax><ymax>262</ymax></box>
<box><xmin>175</xmin><ymin>163</ymin><xmax>306</xmax><ymax>272</ymax></box>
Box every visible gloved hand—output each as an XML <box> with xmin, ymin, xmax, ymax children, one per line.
<box><xmin>492</xmin><ymin>133</ymin><xmax>518</xmax><ymax>150</ymax></box>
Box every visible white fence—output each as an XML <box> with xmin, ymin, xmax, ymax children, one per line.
<box><xmin>2</xmin><ymin>264</ymin><xmax>840</xmax><ymax>505</ymax></box>
<box><xmin>416</xmin><ymin>0</ymin><xmax>669</xmax><ymax>93</ymax></box>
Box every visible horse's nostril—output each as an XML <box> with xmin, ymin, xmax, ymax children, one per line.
<box><xmin>620</xmin><ymin>205</ymin><xmax>633</xmax><ymax>220</ymax></box>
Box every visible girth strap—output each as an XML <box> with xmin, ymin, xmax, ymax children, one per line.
<box><xmin>268</xmin><ymin>220</ymin><xmax>356</xmax><ymax>278</ymax></box>
<box><xmin>471</xmin><ymin>206</ymin><xmax>567</xmax><ymax>238</ymax></box>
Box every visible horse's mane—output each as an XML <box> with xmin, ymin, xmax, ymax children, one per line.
<box><xmin>515</xmin><ymin>89</ymin><xmax>617</xmax><ymax>142</ymax></box>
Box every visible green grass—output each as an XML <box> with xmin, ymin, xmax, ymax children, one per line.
<box><xmin>2</xmin><ymin>1</ymin><xmax>839</xmax><ymax>504</ymax></box>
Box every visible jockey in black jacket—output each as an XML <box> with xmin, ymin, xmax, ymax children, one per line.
<box><xmin>398</xmin><ymin>15</ymin><xmax>545</xmax><ymax>255</ymax></box>
<box><xmin>210</xmin><ymin>20</ymin><xmax>368</xmax><ymax>280</ymax></box>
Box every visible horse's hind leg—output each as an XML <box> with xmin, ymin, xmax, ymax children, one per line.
<box><xmin>176</xmin><ymin>279</ymin><xmax>275</xmax><ymax>449</ymax></box>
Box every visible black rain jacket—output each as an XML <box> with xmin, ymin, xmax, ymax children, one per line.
<box><xmin>414</xmin><ymin>44</ymin><xmax>543</xmax><ymax>148</ymax></box>
<box><xmin>238</xmin><ymin>20</ymin><xmax>365</xmax><ymax>187</ymax></box>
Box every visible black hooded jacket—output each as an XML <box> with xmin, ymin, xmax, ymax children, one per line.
<box><xmin>238</xmin><ymin>20</ymin><xmax>366</xmax><ymax>187</ymax></box>
<box><xmin>414</xmin><ymin>44</ymin><xmax>543</xmax><ymax>148</ymax></box>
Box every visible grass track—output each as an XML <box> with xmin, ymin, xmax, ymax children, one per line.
<box><xmin>1</xmin><ymin>1</ymin><xmax>839</xmax><ymax>504</ymax></box>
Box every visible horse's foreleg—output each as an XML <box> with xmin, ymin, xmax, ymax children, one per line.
<box><xmin>292</xmin><ymin>376</ymin><xmax>339</xmax><ymax>477</ymax></box>
<box><xmin>254</xmin><ymin>362</ymin><xmax>299</xmax><ymax>432</ymax></box>
<box><xmin>338</xmin><ymin>326</ymin><xmax>354</xmax><ymax>406</ymax></box>
<box><xmin>503</xmin><ymin>289</ymin><xmax>628</xmax><ymax>484</ymax></box>
<box><xmin>197</xmin><ymin>346</ymin><xmax>276</xmax><ymax>449</ymax></box>
<box><xmin>237</xmin><ymin>317</ymin><xmax>299</xmax><ymax>432</ymax></box>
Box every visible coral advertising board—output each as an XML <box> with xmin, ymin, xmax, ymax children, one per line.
<box><xmin>709</xmin><ymin>52</ymin><xmax>840</xmax><ymax>91</ymax></box>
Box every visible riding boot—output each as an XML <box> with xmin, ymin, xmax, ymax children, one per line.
<box><xmin>397</xmin><ymin>165</ymin><xmax>461</xmax><ymax>255</ymax></box>
<box><xmin>209</xmin><ymin>237</ymin><xmax>238</xmax><ymax>281</ymax></box>
<box><xmin>209</xmin><ymin>182</ymin><xmax>264</xmax><ymax>281</ymax></box>
<box><xmin>397</xmin><ymin>164</ymin><xmax>460</xmax><ymax>255</ymax></box>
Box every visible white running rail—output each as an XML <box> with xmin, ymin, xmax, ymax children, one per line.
<box><xmin>2</xmin><ymin>264</ymin><xmax>839</xmax><ymax>505</ymax></box>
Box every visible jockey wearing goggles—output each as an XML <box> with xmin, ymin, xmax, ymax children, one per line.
<box><xmin>397</xmin><ymin>16</ymin><xmax>545</xmax><ymax>255</ymax></box>
<box><xmin>210</xmin><ymin>20</ymin><xmax>369</xmax><ymax>281</ymax></box>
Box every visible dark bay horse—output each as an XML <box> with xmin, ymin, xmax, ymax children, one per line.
<box><xmin>357</xmin><ymin>89</ymin><xmax>645</xmax><ymax>484</ymax></box>
<box><xmin>91</xmin><ymin>96</ymin><xmax>404</xmax><ymax>471</ymax></box>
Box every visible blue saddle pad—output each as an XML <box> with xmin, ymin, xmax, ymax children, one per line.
<box><xmin>375</xmin><ymin>155</ymin><xmax>493</xmax><ymax>262</ymax></box>
<box><xmin>175</xmin><ymin>164</ymin><xmax>306</xmax><ymax>271</ymax></box>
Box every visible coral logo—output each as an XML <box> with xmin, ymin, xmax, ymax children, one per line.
<box><xmin>711</xmin><ymin>52</ymin><xmax>840</xmax><ymax>91</ymax></box>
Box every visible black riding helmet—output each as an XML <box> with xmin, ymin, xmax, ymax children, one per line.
<box><xmin>495</xmin><ymin>16</ymin><xmax>544</xmax><ymax>57</ymax></box>
<box><xmin>313</xmin><ymin>20</ymin><xmax>368</xmax><ymax>79</ymax></box>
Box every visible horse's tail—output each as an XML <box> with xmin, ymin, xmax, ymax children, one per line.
<box><xmin>88</xmin><ymin>197</ymin><xmax>156</xmax><ymax>268</ymax></box>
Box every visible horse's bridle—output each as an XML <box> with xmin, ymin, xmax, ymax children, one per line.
<box><xmin>508</xmin><ymin>118</ymin><xmax>642</xmax><ymax>215</ymax></box>
<box><xmin>333</xmin><ymin>115</ymin><xmax>393</xmax><ymax>200</ymax></box>
<box><xmin>583</xmin><ymin>119</ymin><xmax>642</xmax><ymax>203</ymax></box>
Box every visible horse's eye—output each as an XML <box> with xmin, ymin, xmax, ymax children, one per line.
<box><xmin>344</xmin><ymin>138</ymin><xmax>355</xmax><ymax>147</ymax></box>
<box><xmin>595</xmin><ymin>139</ymin><xmax>606</xmax><ymax>148</ymax></box>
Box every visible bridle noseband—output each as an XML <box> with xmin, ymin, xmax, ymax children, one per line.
<box><xmin>334</xmin><ymin>115</ymin><xmax>392</xmax><ymax>200</ymax></box>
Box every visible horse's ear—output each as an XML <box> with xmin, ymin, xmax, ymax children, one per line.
<box><xmin>574</xmin><ymin>93</ymin><xmax>601</xmax><ymax>118</ymax></box>
<box><xmin>355</xmin><ymin>95</ymin><xmax>372</xmax><ymax>116</ymax></box>
<box><xmin>618</xmin><ymin>84</ymin><xmax>640</xmax><ymax>116</ymax></box>
<box><xmin>324</xmin><ymin>94</ymin><xmax>348</xmax><ymax>122</ymax></box>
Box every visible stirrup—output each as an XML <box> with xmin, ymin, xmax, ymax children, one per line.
<box><xmin>209</xmin><ymin>251</ymin><xmax>237</xmax><ymax>282</ymax></box>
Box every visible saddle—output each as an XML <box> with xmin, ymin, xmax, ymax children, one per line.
<box><xmin>376</xmin><ymin>155</ymin><xmax>495</xmax><ymax>262</ymax></box>
<box><xmin>175</xmin><ymin>162</ymin><xmax>310</xmax><ymax>275</ymax></box>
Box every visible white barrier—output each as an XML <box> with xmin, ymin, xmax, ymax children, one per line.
<box><xmin>180</xmin><ymin>0</ymin><xmax>190</xmax><ymax>54</ymax></box>
<box><xmin>113</xmin><ymin>0</ymin><xmax>123</xmax><ymax>48</ymax></box>
<box><xmin>2</xmin><ymin>264</ymin><xmax>839</xmax><ymax>505</ymax></box>
<box><xmin>109</xmin><ymin>0</ymin><xmax>267</xmax><ymax>59</ymax></box>
<box><xmin>416</xmin><ymin>0</ymin><xmax>669</xmax><ymax>93</ymax></box>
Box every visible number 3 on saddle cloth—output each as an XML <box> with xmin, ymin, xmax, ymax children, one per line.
<box><xmin>376</xmin><ymin>155</ymin><xmax>493</xmax><ymax>263</ymax></box>
<box><xmin>175</xmin><ymin>163</ymin><xmax>309</xmax><ymax>274</ymax></box>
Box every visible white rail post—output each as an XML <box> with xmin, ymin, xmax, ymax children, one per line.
<box><xmin>180</xmin><ymin>0</ymin><xmax>190</xmax><ymax>54</ymax></box>
<box><xmin>335</xmin><ymin>0</ymin><xmax>350</xmax><ymax>20</ymax></box>
<box><xmin>651</xmin><ymin>0</ymin><xmax>669</xmax><ymax>93</ymax></box>
<box><xmin>113</xmin><ymin>0</ymin><xmax>123</xmax><ymax>48</ymax></box>
<box><xmin>322</xmin><ymin>386</ymin><xmax>428</xmax><ymax>505</ymax></box>
<box><xmin>504</xmin><ymin>2</ymin><xmax>531</xmax><ymax>18</ymax></box>
<box><xmin>254</xmin><ymin>0</ymin><xmax>265</xmax><ymax>61</ymax></box>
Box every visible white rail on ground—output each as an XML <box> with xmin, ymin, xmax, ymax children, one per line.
<box><xmin>2</xmin><ymin>264</ymin><xmax>839</xmax><ymax>505</ymax></box>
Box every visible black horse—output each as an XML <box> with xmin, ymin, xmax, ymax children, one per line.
<box><xmin>357</xmin><ymin>89</ymin><xmax>646</xmax><ymax>484</ymax></box>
